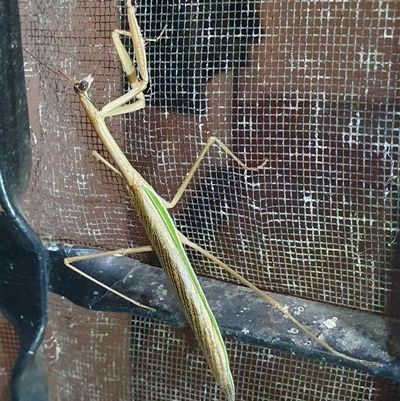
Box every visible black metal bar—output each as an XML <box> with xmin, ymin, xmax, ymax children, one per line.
<box><xmin>48</xmin><ymin>243</ymin><xmax>400</xmax><ymax>382</ymax></box>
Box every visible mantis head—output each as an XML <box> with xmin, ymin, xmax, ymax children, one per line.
<box><xmin>73</xmin><ymin>74</ymin><xmax>94</xmax><ymax>95</ymax></box>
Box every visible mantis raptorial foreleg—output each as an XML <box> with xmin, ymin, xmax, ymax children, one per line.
<box><xmin>62</xmin><ymin>0</ymin><xmax>381</xmax><ymax>399</ymax></box>
<box><xmin>90</xmin><ymin>4</ymin><xmax>167</xmax><ymax>118</ymax></box>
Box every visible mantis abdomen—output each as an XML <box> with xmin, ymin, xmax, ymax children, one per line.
<box><xmin>128</xmin><ymin>183</ymin><xmax>235</xmax><ymax>401</ymax></box>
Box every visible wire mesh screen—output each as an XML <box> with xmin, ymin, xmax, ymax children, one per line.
<box><xmin>0</xmin><ymin>316</ymin><xmax>18</xmax><ymax>400</ymax></box>
<box><xmin>1</xmin><ymin>0</ymin><xmax>398</xmax><ymax>399</ymax></box>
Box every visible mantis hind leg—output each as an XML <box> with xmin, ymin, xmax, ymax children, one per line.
<box><xmin>179</xmin><ymin>233</ymin><xmax>383</xmax><ymax>368</ymax></box>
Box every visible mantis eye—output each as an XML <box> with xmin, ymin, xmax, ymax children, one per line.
<box><xmin>79</xmin><ymin>81</ymin><xmax>89</xmax><ymax>91</ymax></box>
<box><xmin>73</xmin><ymin>80</ymin><xmax>89</xmax><ymax>94</ymax></box>
<box><xmin>78</xmin><ymin>80</ymin><xmax>89</xmax><ymax>91</ymax></box>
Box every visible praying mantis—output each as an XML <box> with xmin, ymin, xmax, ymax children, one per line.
<box><xmin>42</xmin><ymin>0</ymin><xmax>383</xmax><ymax>399</ymax></box>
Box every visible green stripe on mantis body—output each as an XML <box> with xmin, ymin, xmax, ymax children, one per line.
<box><xmin>142</xmin><ymin>184</ymin><xmax>229</xmax><ymax>360</ymax></box>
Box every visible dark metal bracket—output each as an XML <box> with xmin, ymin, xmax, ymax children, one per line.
<box><xmin>0</xmin><ymin>1</ymin><xmax>48</xmax><ymax>400</ymax></box>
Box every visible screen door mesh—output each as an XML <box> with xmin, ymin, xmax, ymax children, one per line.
<box><xmin>1</xmin><ymin>0</ymin><xmax>399</xmax><ymax>399</ymax></box>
